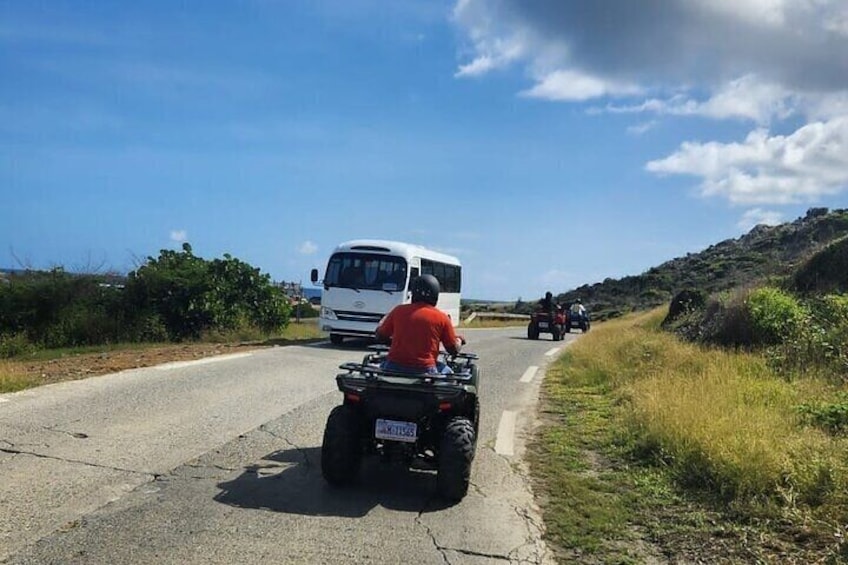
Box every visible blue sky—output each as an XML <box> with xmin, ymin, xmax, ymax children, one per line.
<box><xmin>3</xmin><ymin>0</ymin><xmax>847</xmax><ymax>301</ymax></box>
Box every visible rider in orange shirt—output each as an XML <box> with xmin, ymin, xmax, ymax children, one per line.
<box><xmin>376</xmin><ymin>274</ymin><xmax>463</xmax><ymax>374</ymax></box>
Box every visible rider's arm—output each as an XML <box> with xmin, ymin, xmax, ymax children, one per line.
<box><xmin>441</xmin><ymin>317</ymin><xmax>461</xmax><ymax>356</ymax></box>
<box><xmin>375</xmin><ymin>311</ymin><xmax>394</xmax><ymax>344</ymax></box>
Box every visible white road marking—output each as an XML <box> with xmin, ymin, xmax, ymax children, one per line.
<box><xmin>0</xmin><ymin>398</ymin><xmax>8</xmax><ymax>403</ymax></box>
<box><xmin>155</xmin><ymin>353</ymin><xmax>254</xmax><ymax>371</ymax></box>
<box><xmin>519</xmin><ymin>366</ymin><xmax>538</xmax><ymax>384</ymax></box>
<box><xmin>544</xmin><ymin>347</ymin><xmax>560</xmax><ymax>357</ymax></box>
<box><xmin>494</xmin><ymin>410</ymin><xmax>517</xmax><ymax>456</ymax></box>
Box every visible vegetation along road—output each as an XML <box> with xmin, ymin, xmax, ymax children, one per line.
<box><xmin>0</xmin><ymin>327</ymin><xmax>569</xmax><ymax>564</ymax></box>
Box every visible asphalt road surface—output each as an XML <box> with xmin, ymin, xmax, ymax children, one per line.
<box><xmin>0</xmin><ymin>327</ymin><xmax>578</xmax><ymax>564</ymax></box>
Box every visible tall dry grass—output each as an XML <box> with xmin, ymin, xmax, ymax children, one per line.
<box><xmin>560</xmin><ymin>308</ymin><xmax>848</xmax><ymax>524</ymax></box>
<box><xmin>0</xmin><ymin>361</ymin><xmax>38</xmax><ymax>393</ymax></box>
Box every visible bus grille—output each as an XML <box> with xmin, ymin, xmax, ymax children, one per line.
<box><xmin>335</xmin><ymin>310</ymin><xmax>384</xmax><ymax>323</ymax></box>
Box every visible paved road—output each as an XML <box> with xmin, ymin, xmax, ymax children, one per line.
<box><xmin>0</xmin><ymin>327</ymin><xmax>577</xmax><ymax>564</ymax></box>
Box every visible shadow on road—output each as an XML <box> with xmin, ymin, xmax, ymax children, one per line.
<box><xmin>214</xmin><ymin>446</ymin><xmax>455</xmax><ymax>518</ymax></box>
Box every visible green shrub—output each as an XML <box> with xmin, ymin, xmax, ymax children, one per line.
<box><xmin>0</xmin><ymin>246</ymin><xmax>290</xmax><ymax>349</ymax></box>
<box><xmin>775</xmin><ymin>294</ymin><xmax>848</xmax><ymax>379</ymax></box>
<box><xmin>747</xmin><ymin>287</ymin><xmax>806</xmax><ymax>346</ymax></box>
<box><xmin>797</xmin><ymin>393</ymin><xmax>848</xmax><ymax>435</ymax></box>
<box><xmin>0</xmin><ymin>332</ymin><xmax>35</xmax><ymax>358</ymax></box>
<box><xmin>124</xmin><ymin>243</ymin><xmax>290</xmax><ymax>340</ymax></box>
<box><xmin>0</xmin><ymin>269</ymin><xmax>126</xmax><ymax>348</ymax></box>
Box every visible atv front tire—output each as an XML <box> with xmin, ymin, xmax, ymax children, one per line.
<box><xmin>321</xmin><ymin>405</ymin><xmax>362</xmax><ymax>486</ymax></box>
<box><xmin>437</xmin><ymin>417</ymin><xmax>476</xmax><ymax>501</ymax></box>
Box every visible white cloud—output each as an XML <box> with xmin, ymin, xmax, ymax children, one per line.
<box><xmin>607</xmin><ymin>76</ymin><xmax>795</xmax><ymax>124</ymax></box>
<box><xmin>737</xmin><ymin>208</ymin><xmax>783</xmax><ymax>230</ymax></box>
<box><xmin>698</xmin><ymin>0</ymin><xmax>788</xmax><ymax>29</ymax></box>
<box><xmin>298</xmin><ymin>240</ymin><xmax>318</xmax><ymax>255</ymax></box>
<box><xmin>626</xmin><ymin>120</ymin><xmax>658</xmax><ymax>136</ymax></box>
<box><xmin>646</xmin><ymin>117</ymin><xmax>848</xmax><ymax>205</ymax></box>
<box><xmin>520</xmin><ymin>69</ymin><xmax>641</xmax><ymax>102</ymax></box>
<box><xmin>453</xmin><ymin>0</ymin><xmax>848</xmax><ymax>95</ymax></box>
<box><xmin>170</xmin><ymin>230</ymin><xmax>187</xmax><ymax>243</ymax></box>
<box><xmin>452</xmin><ymin>0</ymin><xmax>848</xmax><ymax>206</ymax></box>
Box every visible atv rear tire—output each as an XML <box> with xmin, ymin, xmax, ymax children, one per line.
<box><xmin>527</xmin><ymin>322</ymin><xmax>539</xmax><ymax>340</ymax></box>
<box><xmin>552</xmin><ymin>326</ymin><xmax>561</xmax><ymax>341</ymax></box>
<box><xmin>437</xmin><ymin>417</ymin><xmax>476</xmax><ymax>501</ymax></box>
<box><xmin>321</xmin><ymin>405</ymin><xmax>362</xmax><ymax>486</ymax></box>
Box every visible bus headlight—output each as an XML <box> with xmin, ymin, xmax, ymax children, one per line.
<box><xmin>320</xmin><ymin>307</ymin><xmax>338</xmax><ymax>320</ymax></box>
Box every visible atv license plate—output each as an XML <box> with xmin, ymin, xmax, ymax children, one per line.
<box><xmin>375</xmin><ymin>419</ymin><xmax>417</xmax><ymax>443</ymax></box>
<box><xmin>538</xmin><ymin>322</ymin><xmax>549</xmax><ymax>328</ymax></box>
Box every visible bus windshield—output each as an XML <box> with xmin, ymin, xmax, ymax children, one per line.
<box><xmin>324</xmin><ymin>253</ymin><xmax>408</xmax><ymax>292</ymax></box>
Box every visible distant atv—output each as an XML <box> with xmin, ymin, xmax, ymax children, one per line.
<box><xmin>566</xmin><ymin>309</ymin><xmax>591</xmax><ymax>333</ymax></box>
<box><xmin>321</xmin><ymin>345</ymin><xmax>480</xmax><ymax>502</ymax></box>
<box><xmin>527</xmin><ymin>307</ymin><xmax>567</xmax><ymax>341</ymax></box>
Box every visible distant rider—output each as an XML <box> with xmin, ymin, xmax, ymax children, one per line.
<box><xmin>376</xmin><ymin>274</ymin><xmax>464</xmax><ymax>374</ymax></box>
<box><xmin>570</xmin><ymin>298</ymin><xmax>587</xmax><ymax>320</ymax></box>
<box><xmin>538</xmin><ymin>291</ymin><xmax>557</xmax><ymax>317</ymax></box>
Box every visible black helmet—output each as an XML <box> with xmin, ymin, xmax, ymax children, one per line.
<box><xmin>411</xmin><ymin>274</ymin><xmax>440</xmax><ymax>306</ymax></box>
<box><xmin>545</xmin><ymin>291</ymin><xmax>552</xmax><ymax>300</ymax></box>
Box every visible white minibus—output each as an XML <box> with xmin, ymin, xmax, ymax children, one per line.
<box><xmin>310</xmin><ymin>240</ymin><xmax>461</xmax><ymax>344</ymax></box>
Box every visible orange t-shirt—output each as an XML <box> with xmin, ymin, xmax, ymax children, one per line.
<box><xmin>377</xmin><ymin>303</ymin><xmax>458</xmax><ymax>369</ymax></box>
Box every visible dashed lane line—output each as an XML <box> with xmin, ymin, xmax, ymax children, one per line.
<box><xmin>519</xmin><ymin>366</ymin><xmax>538</xmax><ymax>384</ymax></box>
<box><xmin>494</xmin><ymin>410</ymin><xmax>517</xmax><ymax>456</ymax></box>
<box><xmin>544</xmin><ymin>347</ymin><xmax>560</xmax><ymax>357</ymax></box>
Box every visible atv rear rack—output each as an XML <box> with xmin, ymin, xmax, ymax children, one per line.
<box><xmin>338</xmin><ymin>345</ymin><xmax>478</xmax><ymax>384</ymax></box>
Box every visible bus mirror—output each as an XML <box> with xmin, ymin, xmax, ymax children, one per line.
<box><xmin>310</xmin><ymin>268</ymin><xmax>319</xmax><ymax>284</ymax></box>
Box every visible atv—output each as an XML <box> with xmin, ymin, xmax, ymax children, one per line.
<box><xmin>566</xmin><ymin>310</ymin><xmax>591</xmax><ymax>333</ymax></box>
<box><xmin>527</xmin><ymin>306</ymin><xmax>567</xmax><ymax>341</ymax></box>
<box><xmin>320</xmin><ymin>345</ymin><xmax>480</xmax><ymax>501</ymax></box>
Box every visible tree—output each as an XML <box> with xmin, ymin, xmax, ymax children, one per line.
<box><xmin>125</xmin><ymin>243</ymin><xmax>289</xmax><ymax>340</ymax></box>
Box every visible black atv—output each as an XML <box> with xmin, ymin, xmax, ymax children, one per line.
<box><xmin>320</xmin><ymin>345</ymin><xmax>480</xmax><ymax>501</ymax></box>
<box><xmin>566</xmin><ymin>310</ymin><xmax>591</xmax><ymax>333</ymax></box>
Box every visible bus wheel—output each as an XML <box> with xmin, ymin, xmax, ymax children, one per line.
<box><xmin>330</xmin><ymin>333</ymin><xmax>344</xmax><ymax>345</ymax></box>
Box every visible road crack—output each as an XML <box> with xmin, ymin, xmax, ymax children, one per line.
<box><xmin>0</xmin><ymin>446</ymin><xmax>155</xmax><ymax>478</ymax></box>
<box><xmin>258</xmin><ymin>425</ymin><xmax>313</xmax><ymax>469</ymax></box>
<box><xmin>42</xmin><ymin>425</ymin><xmax>90</xmax><ymax>439</ymax></box>
<box><xmin>416</xmin><ymin>502</ymin><xmax>513</xmax><ymax>564</ymax></box>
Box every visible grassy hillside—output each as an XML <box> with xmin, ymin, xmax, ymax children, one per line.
<box><xmin>554</xmin><ymin>207</ymin><xmax>848</xmax><ymax>320</ymax></box>
<box><xmin>532</xmin><ymin>310</ymin><xmax>848</xmax><ymax>562</ymax></box>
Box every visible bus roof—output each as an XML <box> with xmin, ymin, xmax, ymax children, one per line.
<box><xmin>332</xmin><ymin>239</ymin><xmax>460</xmax><ymax>265</ymax></box>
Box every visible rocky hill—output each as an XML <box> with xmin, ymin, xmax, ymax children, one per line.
<box><xmin>554</xmin><ymin>207</ymin><xmax>848</xmax><ymax>320</ymax></box>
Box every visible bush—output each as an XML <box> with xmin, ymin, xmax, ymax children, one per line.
<box><xmin>0</xmin><ymin>332</ymin><xmax>35</xmax><ymax>358</ymax></box>
<box><xmin>124</xmin><ymin>243</ymin><xmax>290</xmax><ymax>340</ymax></box>
<box><xmin>747</xmin><ymin>287</ymin><xmax>807</xmax><ymax>346</ymax></box>
<box><xmin>797</xmin><ymin>393</ymin><xmax>848</xmax><ymax>435</ymax></box>
<box><xmin>0</xmin><ymin>246</ymin><xmax>290</xmax><ymax>349</ymax></box>
<box><xmin>0</xmin><ymin>269</ymin><xmax>127</xmax><ymax>348</ymax></box>
<box><xmin>698</xmin><ymin>290</ymin><xmax>755</xmax><ymax>348</ymax></box>
<box><xmin>771</xmin><ymin>294</ymin><xmax>848</xmax><ymax>380</ymax></box>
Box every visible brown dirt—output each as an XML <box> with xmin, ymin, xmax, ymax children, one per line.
<box><xmin>8</xmin><ymin>343</ymin><xmax>269</xmax><ymax>388</ymax></box>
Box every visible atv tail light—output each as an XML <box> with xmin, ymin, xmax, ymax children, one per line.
<box><xmin>345</xmin><ymin>393</ymin><xmax>361</xmax><ymax>403</ymax></box>
<box><xmin>438</xmin><ymin>402</ymin><xmax>452</xmax><ymax>412</ymax></box>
